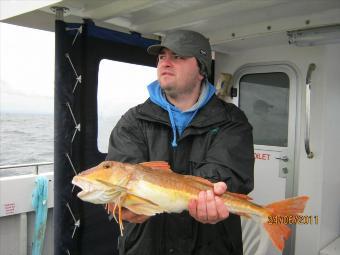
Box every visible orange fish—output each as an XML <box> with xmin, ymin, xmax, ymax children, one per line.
<box><xmin>72</xmin><ymin>161</ymin><xmax>309</xmax><ymax>252</ymax></box>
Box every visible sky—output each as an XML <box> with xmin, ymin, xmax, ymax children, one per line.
<box><xmin>0</xmin><ymin>22</ymin><xmax>55</xmax><ymax>114</ymax></box>
<box><xmin>0</xmin><ymin>22</ymin><xmax>157</xmax><ymax>115</ymax></box>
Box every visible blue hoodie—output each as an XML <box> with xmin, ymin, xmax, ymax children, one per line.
<box><xmin>147</xmin><ymin>80</ymin><xmax>216</xmax><ymax>147</ymax></box>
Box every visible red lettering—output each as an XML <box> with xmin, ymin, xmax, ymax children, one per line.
<box><xmin>254</xmin><ymin>153</ymin><xmax>270</xmax><ymax>160</ymax></box>
<box><xmin>4</xmin><ymin>202</ymin><xmax>15</xmax><ymax>215</ymax></box>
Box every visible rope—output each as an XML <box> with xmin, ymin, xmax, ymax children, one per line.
<box><xmin>31</xmin><ymin>176</ymin><xmax>49</xmax><ymax>255</ymax></box>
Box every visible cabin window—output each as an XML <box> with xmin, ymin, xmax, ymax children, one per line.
<box><xmin>97</xmin><ymin>59</ymin><xmax>156</xmax><ymax>153</ymax></box>
<box><xmin>239</xmin><ymin>72</ymin><xmax>289</xmax><ymax>147</ymax></box>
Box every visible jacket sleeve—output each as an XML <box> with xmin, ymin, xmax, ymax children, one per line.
<box><xmin>193</xmin><ymin>106</ymin><xmax>254</xmax><ymax>194</ymax></box>
<box><xmin>106</xmin><ymin>108</ymin><xmax>148</xmax><ymax>163</ymax></box>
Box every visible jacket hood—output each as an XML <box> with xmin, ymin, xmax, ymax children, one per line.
<box><xmin>147</xmin><ymin>80</ymin><xmax>216</xmax><ymax>147</ymax></box>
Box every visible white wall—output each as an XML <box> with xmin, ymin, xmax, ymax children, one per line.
<box><xmin>0</xmin><ymin>209</ymin><xmax>53</xmax><ymax>255</ymax></box>
<box><xmin>214</xmin><ymin>43</ymin><xmax>340</xmax><ymax>254</ymax></box>
<box><xmin>319</xmin><ymin>44</ymin><xmax>340</xmax><ymax>249</ymax></box>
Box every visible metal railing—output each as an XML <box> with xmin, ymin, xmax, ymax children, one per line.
<box><xmin>0</xmin><ymin>162</ymin><xmax>53</xmax><ymax>176</ymax></box>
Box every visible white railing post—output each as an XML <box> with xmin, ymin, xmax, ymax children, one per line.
<box><xmin>19</xmin><ymin>213</ymin><xmax>28</xmax><ymax>255</ymax></box>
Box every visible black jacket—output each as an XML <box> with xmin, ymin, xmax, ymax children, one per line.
<box><xmin>106</xmin><ymin>95</ymin><xmax>254</xmax><ymax>255</ymax></box>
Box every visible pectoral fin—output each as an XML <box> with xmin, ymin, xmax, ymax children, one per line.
<box><xmin>124</xmin><ymin>194</ymin><xmax>166</xmax><ymax>216</ymax></box>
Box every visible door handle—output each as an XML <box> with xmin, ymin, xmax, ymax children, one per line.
<box><xmin>305</xmin><ymin>63</ymin><xmax>315</xmax><ymax>159</ymax></box>
<box><xmin>275</xmin><ymin>156</ymin><xmax>288</xmax><ymax>162</ymax></box>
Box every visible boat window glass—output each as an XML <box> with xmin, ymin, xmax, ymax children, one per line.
<box><xmin>97</xmin><ymin>59</ymin><xmax>156</xmax><ymax>153</ymax></box>
<box><xmin>239</xmin><ymin>72</ymin><xmax>289</xmax><ymax>147</ymax></box>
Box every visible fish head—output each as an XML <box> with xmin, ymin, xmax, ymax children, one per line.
<box><xmin>72</xmin><ymin>161</ymin><xmax>130</xmax><ymax>204</ymax></box>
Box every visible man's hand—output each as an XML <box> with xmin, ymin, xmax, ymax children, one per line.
<box><xmin>120</xmin><ymin>208</ymin><xmax>150</xmax><ymax>223</ymax></box>
<box><xmin>108</xmin><ymin>204</ymin><xmax>150</xmax><ymax>224</ymax></box>
<box><xmin>188</xmin><ymin>182</ymin><xmax>229</xmax><ymax>224</ymax></box>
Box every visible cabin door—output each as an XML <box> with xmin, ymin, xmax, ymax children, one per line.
<box><xmin>232</xmin><ymin>63</ymin><xmax>298</xmax><ymax>254</ymax></box>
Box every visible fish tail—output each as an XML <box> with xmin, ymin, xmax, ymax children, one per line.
<box><xmin>263</xmin><ymin>222</ymin><xmax>291</xmax><ymax>252</ymax></box>
<box><xmin>262</xmin><ymin>195</ymin><xmax>309</xmax><ymax>251</ymax></box>
<box><xmin>265</xmin><ymin>195</ymin><xmax>309</xmax><ymax>216</ymax></box>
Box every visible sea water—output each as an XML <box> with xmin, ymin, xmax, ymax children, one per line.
<box><xmin>0</xmin><ymin>112</ymin><xmax>120</xmax><ymax>177</ymax></box>
<box><xmin>0</xmin><ymin>112</ymin><xmax>53</xmax><ymax>176</ymax></box>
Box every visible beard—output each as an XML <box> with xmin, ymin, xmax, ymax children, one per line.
<box><xmin>159</xmin><ymin>78</ymin><xmax>201</xmax><ymax>99</ymax></box>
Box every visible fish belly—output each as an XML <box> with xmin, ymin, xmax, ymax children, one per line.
<box><xmin>130</xmin><ymin>180</ymin><xmax>189</xmax><ymax>213</ymax></box>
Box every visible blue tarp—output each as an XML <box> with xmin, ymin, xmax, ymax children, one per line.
<box><xmin>65</xmin><ymin>21</ymin><xmax>159</xmax><ymax>48</ymax></box>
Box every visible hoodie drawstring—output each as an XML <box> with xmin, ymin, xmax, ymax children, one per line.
<box><xmin>166</xmin><ymin>104</ymin><xmax>178</xmax><ymax>147</ymax></box>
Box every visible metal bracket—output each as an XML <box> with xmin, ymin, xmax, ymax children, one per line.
<box><xmin>50</xmin><ymin>6</ymin><xmax>70</xmax><ymax>21</ymax></box>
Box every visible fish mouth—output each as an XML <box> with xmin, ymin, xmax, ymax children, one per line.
<box><xmin>72</xmin><ymin>176</ymin><xmax>113</xmax><ymax>203</ymax></box>
<box><xmin>72</xmin><ymin>177</ymin><xmax>101</xmax><ymax>198</ymax></box>
<box><xmin>72</xmin><ymin>176</ymin><xmax>94</xmax><ymax>192</ymax></box>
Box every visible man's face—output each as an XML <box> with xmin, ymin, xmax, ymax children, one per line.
<box><xmin>157</xmin><ymin>48</ymin><xmax>204</xmax><ymax>98</ymax></box>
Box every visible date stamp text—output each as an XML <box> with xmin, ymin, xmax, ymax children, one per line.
<box><xmin>268</xmin><ymin>215</ymin><xmax>319</xmax><ymax>225</ymax></box>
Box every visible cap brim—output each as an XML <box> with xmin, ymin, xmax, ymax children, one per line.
<box><xmin>147</xmin><ymin>44</ymin><xmax>163</xmax><ymax>55</ymax></box>
<box><xmin>147</xmin><ymin>44</ymin><xmax>193</xmax><ymax>58</ymax></box>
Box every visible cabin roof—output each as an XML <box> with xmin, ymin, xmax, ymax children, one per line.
<box><xmin>1</xmin><ymin>0</ymin><xmax>340</xmax><ymax>53</ymax></box>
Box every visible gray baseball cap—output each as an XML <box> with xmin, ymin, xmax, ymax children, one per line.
<box><xmin>147</xmin><ymin>30</ymin><xmax>212</xmax><ymax>76</ymax></box>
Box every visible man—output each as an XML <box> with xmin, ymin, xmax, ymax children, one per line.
<box><xmin>106</xmin><ymin>30</ymin><xmax>254</xmax><ymax>255</ymax></box>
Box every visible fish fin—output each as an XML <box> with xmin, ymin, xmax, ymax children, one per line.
<box><xmin>108</xmin><ymin>200</ymin><xmax>125</xmax><ymax>236</ymax></box>
<box><xmin>124</xmin><ymin>194</ymin><xmax>166</xmax><ymax>216</ymax></box>
<box><xmin>183</xmin><ymin>175</ymin><xmax>214</xmax><ymax>189</ymax></box>
<box><xmin>105</xmin><ymin>203</ymin><xmax>121</xmax><ymax>227</ymax></box>
<box><xmin>262</xmin><ymin>195</ymin><xmax>309</xmax><ymax>251</ymax></box>
<box><xmin>105</xmin><ymin>194</ymin><xmax>127</xmax><ymax>236</ymax></box>
<box><xmin>225</xmin><ymin>191</ymin><xmax>253</xmax><ymax>200</ymax></box>
<box><xmin>118</xmin><ymin>203</ymin><xmax>124</xmax><ymax>235</ymax></box>
<box><xmin>139</xmin><ymin>161</ymin><xmax>172</xmax><ymax>172</ymax></box>
<box><xmin>265</xmin><ymin>196</ymin><xmax>309</xmax><ymax>216</ymax></box>
<box><xmin>263</xmin><ymin>222</ymin><xmax>291</xmax><ymax>252</ymax></box>
<box><xmin>106</xmin><ymin>193</ymin><xmax>165</xmax><ymax>236</ymax></box>
<box><xmin>105</xmin><ymin>203</ymin><xmax>115</xmax><ymax>215</ymax></box>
